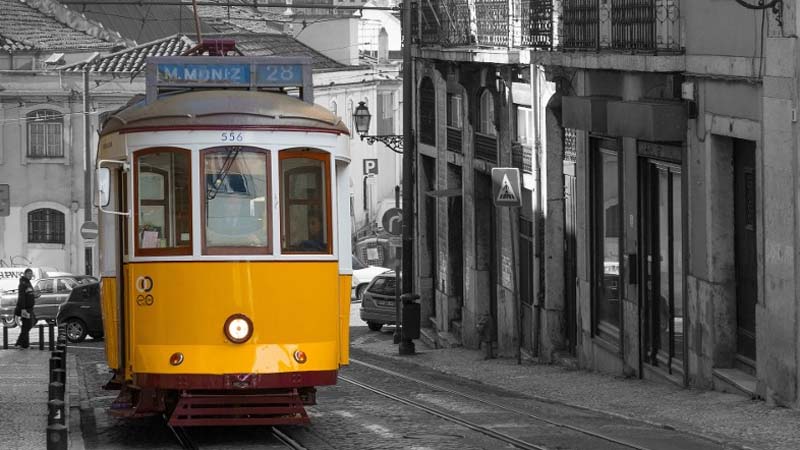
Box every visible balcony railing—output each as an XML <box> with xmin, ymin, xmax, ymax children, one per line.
<box><xmin>447</xmin><ymin>127</ymin><xmax>463</xmax><ymax>153</ymax></box>
<box><xmin>419</xmin><ymin>0</ymin><xmax>532</xmax><ymax>47</ymax></box>
<box><xmin>475</xmin><ymin>133</ymin><xmax>498</xmax><ymax>163</ymax></box>
<box><xmin>415</xmin><ymin>0</ymin><xmax>681</xmax><ymax>52</ymax></box>
<box><xmin>551</xmin><ymin>0</ymin><xmax>681</xmax><ymax>52</ymax></box>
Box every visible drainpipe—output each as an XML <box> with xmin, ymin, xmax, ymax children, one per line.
<box><xmin>531</xmin><ymin>64</ymin><xmax>542</xmax><ymax>358</ymax></box>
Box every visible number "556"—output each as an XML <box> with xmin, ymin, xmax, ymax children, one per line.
<box><xmin>221</xmin><ymin>131</ymin><xmax>243</xmax><ymax>142</ymax></box>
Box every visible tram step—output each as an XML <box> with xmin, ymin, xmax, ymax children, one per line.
<box><xmin>168</xmin><ymin>389</ymin><xmax>310</xmax><ymax>427</ymax></box>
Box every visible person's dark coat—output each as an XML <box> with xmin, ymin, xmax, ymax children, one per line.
<box><xmin>14</xmin><ymin>276</ymin><xmax>35</xmax><ymax>317</ymax></box>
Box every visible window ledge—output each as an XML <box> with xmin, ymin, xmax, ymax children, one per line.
<box><xmin>25</xmin><ymin>157</ymin><xmax>67</xmax><ymax>165</ymax></box>
<box><xmin>27</xmin><ymin>243</ymin><xmax>65</xmax><ymax>249</ymax></box>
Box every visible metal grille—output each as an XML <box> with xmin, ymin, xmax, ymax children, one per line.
<box><xmin>417</xmin><ymin>0</ymin><xmax>530</xmax><ymax>47</ymax></box>
<box><xmin>475</xmin><ymin>133</ymin><xmax>498</xmax><ymax>163</ymax></box>
<box><xmin>28</xmin><ymin>208</ymin><xmax>65</xmax><ymax>244</ymax></box>
<box><xmin>476</xmin><ymin>0</ymin><xmax>510</xmax><ymax>47</ymax></box>
<box><xmin>419</xmin><ymin>78</ymin><xmax>436</xmax><ymax>146</ymax></box>
<box><xmin>564</xmin><ymin>128</ymin><xmax>577</xmax><ymax>162</ymax></box>
<box><xmin>530</xmin><ymin>0</ymin><xmax>553</xmax><ymax>49</ymax></box>
<box><xmin>611</xmin><ymin>0</ymin><xmax>654</xmax><ymax>51</ymax></box>
<box><xmin>562</xmin><ymin>0</ymin><xmax>598</xmax><ymax>50</ymax></box>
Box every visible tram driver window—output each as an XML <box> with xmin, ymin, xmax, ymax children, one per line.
<box><xmin>203</xmin><ymin>147</ymin><xmax>271</xmax><ymax>254</ymax></box>
<box><xmin>135</xmin><ymin>148</ymin><xmax>192</xmax><ymax>255</ymax></box>
<box><xmin>280</xmin><ymin>150</ymin><xmax>331</xmax><ymax>254</ymax></box>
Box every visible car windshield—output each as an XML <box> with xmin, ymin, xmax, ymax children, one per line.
<box><xmin>352</xmin><ymin>255</ymin><xmax>368</xmax><ymax>270</ymax></box>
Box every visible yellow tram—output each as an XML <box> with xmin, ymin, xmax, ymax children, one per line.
<box><xmin>95</xmin><ymin>53</ymin><xmax>352</xmax><ymax>426</ymax></box>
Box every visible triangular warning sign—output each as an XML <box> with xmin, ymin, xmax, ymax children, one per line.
<box><xmin>497</xmin><ymin>174</ymin><xmax>517</xmax><ymax>202</ymax></box>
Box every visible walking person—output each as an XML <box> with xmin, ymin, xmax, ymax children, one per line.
<box><xmin>14</xmin><ymin>268</ymin><xmax>37</xmax><ymax>349</ymax></box>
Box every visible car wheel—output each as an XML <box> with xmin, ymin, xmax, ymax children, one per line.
<box><xmin>356</xmin><ymin>284</ymin><xmax>367</xmax><ymax>301</ymax></box>
<box><xmin>367</xmin><ymin>321</ymin><xmax>383</xmax><ymax>332</ymax></box>
<box><xmin>65</xmin><ymin>318</ymin><xmax>88</xmax><ymax>343</ymax></box>
<box><xmin>2</xmin><ymin>316</ymin><xmax>20</xmax><ymax>328</ymax></box>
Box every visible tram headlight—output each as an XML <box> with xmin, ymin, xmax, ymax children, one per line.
<box><xmin>224</xmin><ymin>314</ymin><xmax>253</xmax><ymax>344</ymax></box>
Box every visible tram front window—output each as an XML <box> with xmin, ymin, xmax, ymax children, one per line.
<box><xmin>280</xmin><ymin>150</ymin><xmax>331</xmax><ymax>254</ymax></box>
<box><xmin>135</xmin><ymin>148</ymin><xmax>192</xmax><ymax>255</ymax></box>
<box><xmin>203</xmin><ymin>147</ymin><xmax>270</xmax><ymax>254</ymax></box>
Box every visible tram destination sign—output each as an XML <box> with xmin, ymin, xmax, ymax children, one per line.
<box><xmin>146</xmin><ymin>56</ymin><xmax>314</xmax><ymax>103</ymax></box>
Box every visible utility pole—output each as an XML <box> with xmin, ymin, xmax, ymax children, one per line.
<box><xmin>399</xmin><ymin>0</ymin><xmax>417</xmax><ymax>355</ymax></box>
<box><xmin>83</xmin><ymin>68</ymin><xmax>93</xmax><ymax>275</ymax></box>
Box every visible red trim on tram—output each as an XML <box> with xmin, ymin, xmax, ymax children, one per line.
<box><xmin>135</xmin><ymin>370</ymin><xmax>338</xmax><ymax>390</ymax></box>
<box><xmin>118</xmin><ymin>125</ymin><xmax>349</xmax><ymax>136</ymax></box>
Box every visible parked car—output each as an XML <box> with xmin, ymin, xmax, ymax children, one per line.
<box><xmin>0</xmin><ymin>274</ymin><xmax>98</xmax><ymax>327</ymax></box>
<box><xmin>57</xmin><ymin>281</ymin><xmax>103</xmax><ymax>343</ymax></box>
<box><xmin>359</xmin><ymin>271</ymin><xmax>399</xmax><ymax>332</ymax></box>
<box><xmin>352</xmin><ymin>255</ymin><xmax>390</xmax><ymax>301</ymax></box>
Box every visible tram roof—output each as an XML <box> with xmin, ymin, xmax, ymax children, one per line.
<box><xmin>99</xmin><ymin>89</ymin><xmax>349</xmax><ymax>137</ymax></box>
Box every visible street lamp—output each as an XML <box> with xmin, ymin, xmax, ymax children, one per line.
<box><xmin>352</xmin><ymin>101</ymin><xmax>404</xmax><ymax>154</ymax></box>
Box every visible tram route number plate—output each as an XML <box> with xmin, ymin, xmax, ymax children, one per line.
<box><xmin>256</xmin><ymin>64</ymin><xmax>304</xmax><ymax>86</ymax></box>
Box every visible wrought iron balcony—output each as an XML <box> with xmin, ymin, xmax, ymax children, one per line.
<box><xmin>415</xmin><ymin>0</ymin><xmax>680</xmax><ymax>52</ymax></box>
<box><xmin>418</xmin><ymin>0</ymin><xmax>533</xmax><ymax>48</ymax></box>
<box><xmin>532</xmin><ymin>0</ymin><xmax>682</xmax><ymax>52</ymax></box>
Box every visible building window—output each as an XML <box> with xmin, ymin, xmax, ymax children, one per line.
<box><xmin>27</xmin><ymin>110</ymin><xmax>63</xmax><ymax>158</ymax></box>
<box><xmin>202</xmin><ymin>147</ymin><xmax>271</xmax><ymax>255</ymax></box>
<box><xmin>591</xmin><ymin>139</ymin><xmax>621</xmax><ymax>341</ymax></box>
<box><xmin>419</xmin><ymin>77</ymin><xmax>436</xmax><ymax>145</ymax></box>
<box><xmin>377</xmin><ymin>92</ymin><xmax>394</xmax><ymax>134</ymax></box>
<box><xmin>329</xmin><ymin>100</ymin><xmax>338</xmax><ymax>117</ymax></box>
<box><xmin>515</xmin><ymin>106</ymin><xmax>532</xmax><ymax>145</ymax></box>
<box><xmin>28</xmin><ymin>208</ymin><xmax>65</xmax><ymax>244</ymax></box>
<box><xmin>134</xmin><ymin>148</ymin><xmax>192</xmax><ymax>256</ymax></box>
<box><xmin>280</xmin><ymin>149</ymin><xmax>332</xmax><ymax>254</ymax></box>
<box><xmin>447</xmin><ymin>93</ymin><xmax>462</xmax><ymax>128</ymax></box>
<box><xmin>478</xmin><ymin>90</ymin><xmax>496</xmax><ymax>136</ymax></box>
<box><xmin>347</xmin><ymin>99</ymin><xmax>354</xmax><ymax>133</ymax></box>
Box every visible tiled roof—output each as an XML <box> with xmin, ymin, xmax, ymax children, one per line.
<box><xmin>70</xmin><ymin>3</ymin><xmax>216</xmax><ymax>44</ymax></box>
<box><xmin>197</xmin><ymin>0</ymin><xmax>289</xmax><ymax>34</ymax></box>
<box><xmin>60</xmin><ymin>32</ymin><xmax>345</xmax><ymax>74</ymax></box>
<box><xmin>211</xmin><ymin>33</ymin><xmax>345</xmax><ymax>70</ymax></box>
<box><xmin>0</xmin><ymin>0</ymin><xmax>118</xmax><ymax>52</ymax></box>
<box><xmin>62</xmin><ymin>35</ymin><xmax>195</xmax><ymax>73</ymax></box>
<box><xmin>0</xmin><ymin>35</ymin><xmax>33</xmax><ymax>52</ymax></box>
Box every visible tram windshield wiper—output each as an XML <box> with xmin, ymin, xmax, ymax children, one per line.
<box><xmin>206</xmin><ymin>146</ymin><xmax>241</xmax><ymax>200</ymax></box>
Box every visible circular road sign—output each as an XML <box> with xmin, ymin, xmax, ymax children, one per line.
<box><xmin>80</xmin><ymin>221</ymin><xmax>99</xmax><ymax>240</ymax></box>
<box><xmin>382</xmin><ymin>208</ymin><xmax>403</xmax><ymax>236</ymax></box>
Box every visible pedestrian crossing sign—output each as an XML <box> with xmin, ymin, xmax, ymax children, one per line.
<box><xmin>491</xmin><ymin>168</ymin><xmax>521</xmax><ymax>207</ymax></box>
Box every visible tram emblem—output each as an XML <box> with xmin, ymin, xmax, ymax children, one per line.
<box><xmin>136</xmin><ymin>276</ymin><xmax>154</xmax><ymax>293</ymax></box>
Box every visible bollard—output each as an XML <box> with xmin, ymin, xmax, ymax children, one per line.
<box><xmin>57</xmin><ymin>341</ymin><xmax>67</xmax><ymax>353</ymax></box>
<box><xmin>50</xmin><ymin>368</ymin><xmax>66</xmax><ymax>385</ymax></box>
<box><xmin>2</xmin><ymin>325</ymin><xmax>7</xmax><ymax>349</ymax></box>
<box><xmin>52</xmin><ymin>349</ymin><xmax>64</xmax><ymax>363</ymax></box>
<box><xmin>39</xmin><ymin>325</ymin><xmax>45</xmax><ymax>350</ymax></box>
<box><xmin>48</xmin><ymin>381</ymin><xmax>64</xmax><ymax>401</ymax></box>
<box><xmin>48</xmin><ymin>399</ymin><xmax>66</xmax><ymax>425</ymax></box>
<box><xmin>48</xmin><ymin>323</ymin><xmax>55</xmax><ymax>350</ymax></box>
<box><xmin>46</xmin><ymin>423</ymin><xmax>68</xmax><ymax>450</ymax></box>
<box><xmin>49</xmin><ymin>357</ymin><xmax>63</xmax><ymax>373</ymax></box>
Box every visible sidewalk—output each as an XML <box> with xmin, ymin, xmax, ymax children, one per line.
<box><xmin>352</xmin><ymin>331</ymin><xmax>800</xmax><ymax>450</ymax></box>
<box><xmin>0</xmin><ymin>328</ymin><xmax>82</xmax><ymax>450</ymax></box>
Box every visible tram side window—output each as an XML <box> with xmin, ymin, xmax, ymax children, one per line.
<box><xmin>280</xmin><ymin>150</ymin><xmax>331</xmax><ymax>254</ymax></box>
<box><xmin>135</xmin><ymin>149</ymin><xmax>192</xmax><ymax>255</ymax></box>
<box><xmin>203</xmin><ymin>147</ymin><xmax>271</xmax><ymax>254</ymax></box>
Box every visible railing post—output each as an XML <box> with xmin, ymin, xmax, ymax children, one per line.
<box><xmin>2</xmin><ymin>326</ymin><xmax>7</xmax><ymax>349</ymax></box>
<box><xmin>48</xmin><ymin>322</ymin><xmax>55</xmax><ymax>351</ymax></box>
<box><xmin>39</xmin><ymin>324</ymin><xmax>45</xmax><ymax>351</ymax></box>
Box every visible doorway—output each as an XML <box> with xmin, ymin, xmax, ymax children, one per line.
<box><xmin>733</xmin><ymin>139</ymin><xmax>757</xmax><ymax>373</ymax></box>
<box><xmin>563</xmin><ymin>129</ymin><xmax>578</xmax><ymax>355</ymax></box>
<box><xmin>640</xmin><ymin>157</ymin><xmax>684</xmax><ymax>376</ymax></box>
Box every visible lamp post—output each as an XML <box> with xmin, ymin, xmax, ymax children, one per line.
<box><xmin>353</xmin><ymin>101</ymin><xmax>404</xmax><ymax>154</ymax></box>
<box><xmin>353</xmin><ymin>49</ymin><xmax>417</xmax><ymax>354</ymax></box>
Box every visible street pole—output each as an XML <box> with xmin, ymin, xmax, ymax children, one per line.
<box><xmin>83</xmin><ymin>68</ymin><xmax>93</xmax><ymax>275</ymax></box>
<box><xmin>399</xmin><ymin>0</ymin><xmax>416</xmax><ymax>355</ymax></box>
<box><xmin>393</xmin><ymin>186</ymin><xmax>402</xmax><ymax>344</ymax></box>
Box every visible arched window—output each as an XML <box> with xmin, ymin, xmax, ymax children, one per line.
<box><xmin>478</xmin><ymin>90</ymin><xmax>496</xmax><ymax>137</ymax></box>
<box><xmin>419</xmin><ymin>77</ymin><xmax>435</xmax><ymax>145</ymax></box>
<box><xmin>329</xmin><ymin>100</ymin><xmax>338</xmax><ymax>117</ymax></box>
<box><xmin>27</xmin><ymin>110</ymin><xmax>63</xmax><ymax>158</ymax></box>
<box><xmin>28</xmin><ymin>208</ymin><xmax>65</xmax><ymax>244</ymax></box>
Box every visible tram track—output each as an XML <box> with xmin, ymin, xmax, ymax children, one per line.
<box><xmin>346</xmin><ymin>357</ymin><xmax>721</xmax><ymax>450</ymax></box>
<box><xmin>166</xmin><ymin>420</ymin><xmax>307</xmax><ymax>449</ymax></box>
